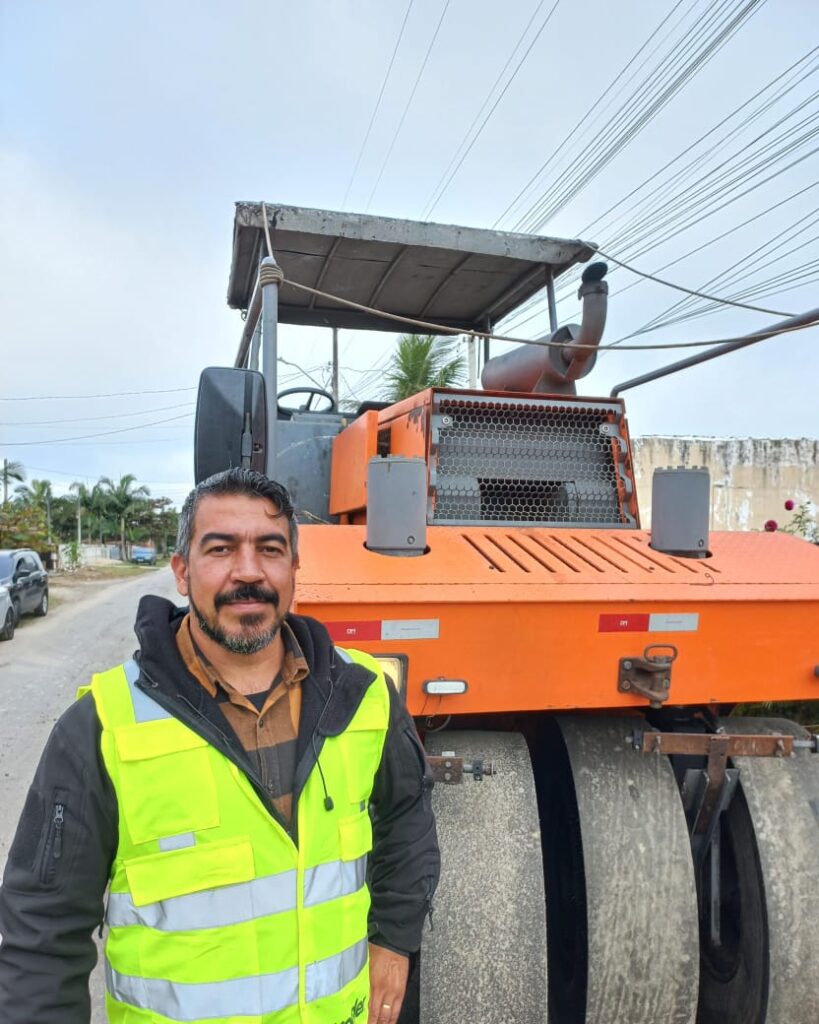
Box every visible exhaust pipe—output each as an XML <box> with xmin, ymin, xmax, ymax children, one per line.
<box><xmin>481</xmin><ymin>262</ymin><xmax>608</xmax><ymax>396</ymax></box>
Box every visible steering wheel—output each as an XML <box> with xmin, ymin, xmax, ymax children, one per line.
<box><xmin>277</xmin><ymin>387</ymin><xmax>337</xmax><ymax>419</ymax></box>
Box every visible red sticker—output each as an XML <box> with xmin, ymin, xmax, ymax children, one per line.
<box><xmin>599</xmin><ymin>613</ymin><xmax>650</xmax><ymax>632</ymax></box>
<box><xmin>325</xmin><ymin>620</ymin><xmax>382</xmax><ymax>642</ymax></box>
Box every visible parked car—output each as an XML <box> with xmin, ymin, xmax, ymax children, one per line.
<box><xmin>0</xmin><ymin>549</ymin><xmax>49</xmax><ymax>624</ymax></box>
<box><xmin>0</xmin><ymin>584</ymin><xmax>14</xmax><ymax>641</ymax></box>
<box><xmin>131</xmin><ymin>546</ymin><xmax>157</xmax><ymax>565</ymax></box>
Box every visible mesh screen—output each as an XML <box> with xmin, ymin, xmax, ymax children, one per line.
<box><xmin>431</xmin><ymin>396</ymin><xmax>626</xmax><ymax>526</ymax></box>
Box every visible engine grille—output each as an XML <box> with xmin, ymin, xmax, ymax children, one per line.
<box><xmin>429</xmin><ymin>394</ymin><xmax>634</xmax><ymax>528</ymax></box>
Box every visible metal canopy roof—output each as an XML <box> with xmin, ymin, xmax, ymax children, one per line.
<box><xmin>228</xmin><ymin>203</ymin><xmax>597</xmax><ymax>333</ymax></box>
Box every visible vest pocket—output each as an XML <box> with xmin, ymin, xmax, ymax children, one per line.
<box><xmin>114</xmin><ymin>720</ymin><xmax>219</xmax><ymax>845</ymax></box>
<box><xmin>124</xmin><ymin>836</ymin><xmax>256</xmax><ymax>907</ymax></box>
<box><xmin>339</xmin><ymin>810</ymin><xmax>373</xmax><ymax>862</ymax></box>
<box><xmin>341</xmin><ymin>702</ymin><xmax>388</xmax><ymax>804</ymax></box>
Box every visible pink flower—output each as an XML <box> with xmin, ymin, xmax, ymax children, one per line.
<box><xmin>784</xmin><ymin>499</ymin><xmax>795</xmax><ymax>511</ymax></box>
<box><xmin>764</xmin><ymin>519</ymin><xmax>778</xmax><ymax>532</ymax></box>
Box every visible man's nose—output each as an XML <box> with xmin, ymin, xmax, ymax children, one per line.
<box><xmin>231</xmin><ymin>546</ymin><xmax>265</xmax><ymax>580</ymax></box>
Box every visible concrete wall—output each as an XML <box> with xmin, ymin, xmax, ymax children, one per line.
<box><xmin>631</xmin><ymin>437</ymin><xmax>819</xmax><ymax>532</ymax></box>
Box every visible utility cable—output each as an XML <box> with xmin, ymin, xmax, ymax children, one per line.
<box><xmin>506</xmin><ymin>55</ymin><xmax>819</xmax><ymax>326</ymax></box>
<box><xmin>495</xmin><ymin>0</ymin><xmax>698</xmax><ymax>227</ymax></box>
<box><xmin>592</xmin><ymin>249</ymin><xmax>793</xmax><ymax>316</ymax></box>
<box><xmin>341</xmin><ymin>0</ymin><xmax>415</xmax><ymax>207</ymax></box>
<box><xmin>627</xmin><ymin>210</ymin><xmax>819</xmax><ymax>334</ymax></box>
<box><xmin>516</xmin><ymin>0</ymin><xmax>768</xmax><ymax>232</ymax></box>
<box><xmin>268</xmin><ymin>273</ymin><xmax>819</xmax><ymax>352</ymax></box>
<box><xmin>3</xmin><ymin>412</ymin><xmax>194</xmax><ymax>446</ymax></box>
<box><xmin>364</xmin><ymin>0</ymin><xmax>452</xmax><ymax>211</ymax></box>
<box><xmin>0</xmin><ymin>402</ymin><xmax>195</xmax><ymax>427</ymax></box>
<box><xmin>420</xmin><ymin>0</ymin><xmax>562</xmax><ymax>219</ymax></box>
<box><xmin>576</xmin><ymin>46</ymin><xmax>819</xmax><ymax>241</ymax></box>
<box><xmin>0</xmin><ymin>386</ymin><xmax>197</xmax><ymax>402</ymax></box>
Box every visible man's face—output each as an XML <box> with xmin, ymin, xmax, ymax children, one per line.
<box><xmin>171</xmin><ymin>493</ymin><xmax>298</xmax><ymax>655</ymax></box>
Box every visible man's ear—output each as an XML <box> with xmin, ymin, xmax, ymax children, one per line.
<box><xmin>170</xmin><ymin>552</ymin><xmax>189</xmax><ymax>596</ymax></box>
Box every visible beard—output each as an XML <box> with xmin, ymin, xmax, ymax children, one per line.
<box><xmin>189</xmin><ymin>583</ymin><xmax>284</xmax><ymax>655</ymax></box>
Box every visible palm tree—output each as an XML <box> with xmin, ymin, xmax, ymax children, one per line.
<box><xmin>381</xmin><ymin>334</ymin><xmax>466</xmax><ymax>403</ymax></box>
<box><xmin>14</xmin><ymin>478</ymin><xmax>54</xmax><ymax>542</ymax></box>
<box><xmin>2</xmin><ymin>459</ymin><xmax>26</xmax><ymax>505</ymax></box>
<box><xmin>69</xmin><ymin>481</ymin><xmax>94</xmax><ymax>546</ymax></box>
<box><xmin>87</xmin><ymin>482</ymin><xmax>110</xmax><ymax>544</ymax></box>
<box><xmin>100</xmin><ymin>475</ymin><xmax>150</xmax><ymax>560</ymax></box>
<box><xmin>14</xmin><ymin>478</ymin><xmax>53</xmax><ymax>508</ymax></box>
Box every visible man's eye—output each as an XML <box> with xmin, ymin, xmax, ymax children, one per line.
<box><xmin>207</xmin><ymin>545</ymin><xmax>230</xmax><ymax>554</ymax></box>
<box><xmin>262</xmin><ymin>546</ymin><xmax>284</xmax><ymax>555</ymax></box>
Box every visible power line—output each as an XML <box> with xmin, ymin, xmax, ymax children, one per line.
<box><xmin>0</xmin><ymin>386</ymin><xmax>197</xmax><ymax>402</ymax></box>
<box><xmin>499</xmin><ymin>68</ymin><xmax>819</xmax><ymax>336</ymax></box>
<box><xmin>0</xmin><ymin>402</ymin><xmax>195</xmax><ymax>427</ymax></box>
<box><xmin>341</xmin><ymin>0</ymin><xmax>416</xmax><ymax>207</ymax></box>
<box><xmin>19</xmin><ymin>463</ymin><xmax>193</xmax><ymax>488</ymax></box>
<box><xmin>593</xmin><ymin>249</ymin><xmax>793</xmax><ymax>316</ymax></box>
<box><xmin>514</xmin><ymin>0</ymin><xmax>769</xmax><ymax>233</ymax></box>
<box><xmin>420</xmin><ymin>0</ymin><xmax>562</xmax><ymax>219</ymax></box>
<box><xmin>494</xmin><ymin>0</ymin><xmax>698</xmax><ymax>228</ymax></box>
<box><xmin>364</xmin><ymin>0</ymin><xmax>453</xmax><ymax>211</ymax></box>
<box><xmin>3</xmin><ymin>412</ymin><xmax>194</xmax><ymax>446</ymax></box>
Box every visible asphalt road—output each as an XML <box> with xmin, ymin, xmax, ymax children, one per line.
<box><xmin>0</xmin><ymin>567</ymin><xmax>181</xmax><ymax>1022</ymax></box>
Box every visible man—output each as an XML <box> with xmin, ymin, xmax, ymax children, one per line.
<box><xmin>0</xmin><ymin>469</ymin><xmax>440</xmax><ymax>1024</ymax></box>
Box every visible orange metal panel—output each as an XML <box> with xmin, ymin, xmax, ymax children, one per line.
<box><xmin>294</xmin><ymin>525</ymin><xmax>819</xmax><ymax>714</ymax></box>
<box><xmin>329</xmin><ymin>410</ymin><xmax>379</xmax><ymax>516</ymax></box>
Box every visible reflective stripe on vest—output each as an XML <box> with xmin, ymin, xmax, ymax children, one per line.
<box><xmin>123</xmin><ymin>658</ymin><xmax>172</xmax><ymax>722</ymax></box>
<box><xmin>106</xmin><ymin>937</ymin><xmax>368</xmax><ymax>1022</ymax></box>
<box><xmin>105</xmin><ymin>851</ymin><xmax>368</xmax><ymax>930</ymax></box>
<box><xmin>89</xmin><ymin>648</ymin><xmax>389</xmax><ymax>1024</ymax></box>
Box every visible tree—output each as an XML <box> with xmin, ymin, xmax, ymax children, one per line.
<box><xmin>14</xmin><ymin>478</ymin><xmax>54</xmax><ymax>509</ymax></box>
<box><xmin>381</xmin><ymin>334</ymin><xmax>466</xmax><ymax>403</ymax></box>
<box><xmin>70</xmin><ymin>481</ymin><xmax>95</xmax><ymax>545</ymax></box>
<box><xmin>100</xmin><ymin>475</ymin><xmax>151</xmax><ymax>560</ymax></box>
<box><xmin>14</xmin><ymin>478</ymin><xmax>54</xmax><ymax>543</ymax></box>
<box><xmin>50</xmin><ymin>496</ymin><xmax>81</xmax><ymax>544</ymax></box>
<box><xmin>131</xmin><ymin>497</ymin><xmax>179</xmax><ymax>555</ymax></box>
<box><xmin>2</xmin><ymin>459</ymin><xmax>26</xmax><ymax>505</ymax></box>
<box><xmin>0</xmin><ymin>503</ymin><xmax>49</xmax><ymax>550</ymax></box>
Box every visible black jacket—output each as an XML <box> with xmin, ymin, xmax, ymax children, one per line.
<box><xmin>0</xmin><ymin>596</ymin><xmax>440</xmax><ymax>1024</ymax></box>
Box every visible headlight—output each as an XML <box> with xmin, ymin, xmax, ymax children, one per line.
<box><xmin>373</xmin><ymin>654</ymin><xmax>408</xmax><ymax>697</ymax></box>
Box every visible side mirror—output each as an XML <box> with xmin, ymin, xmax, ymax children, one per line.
<box><xmin>15</xmin><ymin>568</ymin><xmax>30</xmax><ymax>579</ymax></box>
<box><xmin>194</xmin><ymin>368</ymin><xmax>268</xmax><ymax>483</ymax></box>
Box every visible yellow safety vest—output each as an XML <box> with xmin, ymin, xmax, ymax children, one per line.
<box><xmin>80</xmin><ymin>648</ymin><xmax>390</xmax><ymax>1024</ymax></box>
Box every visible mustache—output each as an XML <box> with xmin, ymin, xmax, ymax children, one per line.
<box><xmin>214</xmin><ymin>584</ymin><xmax>280</xmax><ymax>610</ymax></box>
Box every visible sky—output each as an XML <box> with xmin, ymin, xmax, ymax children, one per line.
<box><xmin>1</xmin><ymin>0</ymin><xmax>817</xmax><ymax>508</ymax></box>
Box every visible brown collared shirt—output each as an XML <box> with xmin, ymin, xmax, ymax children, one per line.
<box><xmin>176</xmin><ymin>614</ymin><xmax>308</xmax><ymax>824</ymax></box>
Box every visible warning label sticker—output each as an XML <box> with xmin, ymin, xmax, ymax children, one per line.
<box><xmin>599</xmin><ymin>613</ymin><xmax>699</xmax><ymax>633</ymax></box>
<box><xmin>325</xmin><ymin>619</ymin><xmax>440</xmax><ymax>642</ymax></box>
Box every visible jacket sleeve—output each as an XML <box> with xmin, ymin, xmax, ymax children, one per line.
<box><xmin>367</xmin><ymin>685</ymin><xmax>440</xmax><ymax>957</ymax></box>
<box><xmin>0</xmin><ymin>693</ymin><xmax>117</xmax><ymax>1024</ymax></box>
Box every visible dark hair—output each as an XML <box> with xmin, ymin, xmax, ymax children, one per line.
<box><xmin>176</xmin><ymin>469</ymin><xmax>298</xmax><ymax>560</ymax></box>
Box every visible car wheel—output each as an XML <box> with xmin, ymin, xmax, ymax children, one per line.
<box><xmin>12</xmin><ymin>599</ymin><xmax>22</xmax><ymax>626</ymax></box>
<box><xmin>0</xmin><ymin>608</ymin><xmax>14</xmax><ymax>641</ymax></box>
<box><xmin>34</xmin><ymin>590</ymin><xmax>49</xmax><ymax>617</ymax></box>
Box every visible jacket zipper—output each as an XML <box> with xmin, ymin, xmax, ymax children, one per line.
<box><xmin>40</xmin><ymin>796</ymin><xmax>67</xmax><ymax>884</ymax></box>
